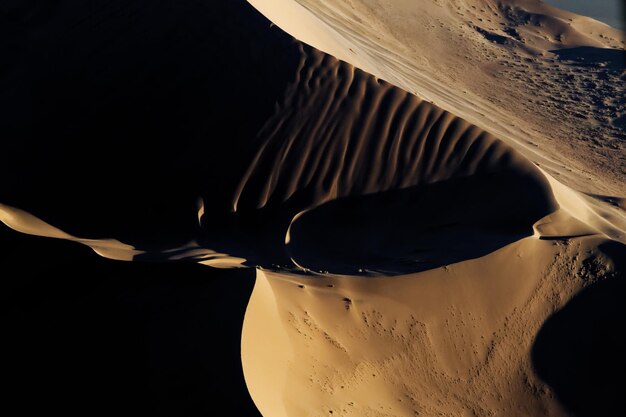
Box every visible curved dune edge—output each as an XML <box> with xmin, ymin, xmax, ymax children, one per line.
<box><xmin>0</xmin><ymin>203</ymin><xmax>140</xmax><ymax>261</ymax></box>
<box><xmin>247</xmin><ymin>0</ymin><xmax>626</xmax><ymax>243</ymax></box>
<box><xmin>537</xmin><ymin>169</ymin><xmax>624</xmax><ymax>241</ymax></box>
<box><xmin>242</xmin><ymin>234</ymin><xmax>620</xmax><ymax>417</ymax></box>
<box><xmin>0</xmin><ymin>202</ymin><xmax>248</xmax><ymax>269</ymax></box>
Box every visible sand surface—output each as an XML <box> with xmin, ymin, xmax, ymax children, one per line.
<box><xmin>250</xmin><ymin>0</ymin><xmax>625</xmax><ymax>195</ymax></box>
<box><xmin>0</xmin><ymin>0</ymin><xmax>624</xmax><ymax>416</ymax></box>
<box><xmin>244</xmin><ymin>237</ymin><xmax>623</xmax><ymax>417</ymax></box>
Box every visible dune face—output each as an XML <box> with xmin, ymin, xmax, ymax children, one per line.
<box><xmin>243</xmin><ymin>236</ymin><xmax>625</xmax><ymax>417</ymax></box>
<box><xmin>250</xmin><ymin>0</ymin><xmax>626</xmax><ymax>237</ymax></box>
<box><xmin>1</xmin><ymin>0</ymin><xmax>624</xmax><ymax>416</ymax></box>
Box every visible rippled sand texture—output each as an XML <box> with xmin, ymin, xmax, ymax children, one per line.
<box><xmin>251</xmin><ymin>0</ymin><xmax>626</xmax><ymax>238</ymax></box>
<box><xmin>224</xmin><ymin>44</ymin><xmax>557</xmax><ymax>274</ymax></box>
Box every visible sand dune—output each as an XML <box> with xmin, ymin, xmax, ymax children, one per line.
<box><xmin>0</xmin><ymin>203</ymin><xmax>139</xmax><ymax>261</ymax></box>
<box><xmin>221</xmin><ymin>45</ymin><xmax>557</xmax><ymax>274</ymax></box>
<box><xmin>0</xmin><ymin>0</ymin><xmax>624</xmax><ymax>416</ymax></box>
<box><xmin>244</xmin><ymin>237</ymin><xmax>623</xmax><ymax>417</ymax></box>
<box><xmin>250</xmin><ymin>0</ymin><xmax>626</xmax><ymax>239</ymax></box>
<box><xmin>190</xmin><ymin>20</ymin><xmax>614</xmax><ymax>275</ymax></box>
<box><xmin>234</xmin><ymin>48</ymin><xmax>546</xmax><ymax>211</ymax></box>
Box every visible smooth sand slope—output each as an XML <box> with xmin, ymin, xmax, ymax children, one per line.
<box><xmin>0</xmin><ymin>1</ymin><xmax>624</xmax><ymax>416</ymax></box>
<box><xmin>244</xmin><ymin>238</ymin><xmax>624</xmax><ymax>417</ymax></box>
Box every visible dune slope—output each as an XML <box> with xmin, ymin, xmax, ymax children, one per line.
<box><xmin>243</xmin><ymin>237</ymin><xmax>624</xmax><ymax>417</ymax></box>
<box><xmin>249</xmin><ymin>0</ymin><xmax>626</xmax><ymax>239</ymax></box>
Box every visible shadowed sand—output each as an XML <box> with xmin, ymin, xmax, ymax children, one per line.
<box><xmin>1</xmin><ymin>1</ymin><xmax>624</xmax><ymax>416</ymax></box>
<box><xmin>532</xmin><ymin>241</ymin><xmax>626</xmax><ymax>417</ymax></box>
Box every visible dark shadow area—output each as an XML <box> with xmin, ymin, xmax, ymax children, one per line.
<box><xmin>474</xmin><ymin>26</ymin><xmax>515</xmax><ymax>45</ymax></box>
<box><xmin>551</xmin><ymin>47</ymin><xmax>626</xmax><ymax>71</ymax></box>
<box><xmin>285</xmin><ymin>169</ymin><xmax>555</xmax><ymax>275</ymax></box>
<box><xmin>0</xmin><ymin>225</ymin><xmax>262</xmax><ymax>417</ymax></box>
<box><xmin>0</xmin><ymin>0</ymin><xmax>302</xmax><ymax>250</ymax></box>
<box><xmin>532</xmin><ymin>241</ymin><xmax>626</xmax><ymax>417</ymax></box>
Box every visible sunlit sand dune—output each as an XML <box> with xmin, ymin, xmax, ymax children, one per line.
<box><xmin>0</xmin><ymin>0</ymin><xmax>623</xmax><ymax>416</ymax></box>
<box><xmin>250</xmin><ymin>0</ymin><xmax>626</xmax><ymax>239</ymax></box>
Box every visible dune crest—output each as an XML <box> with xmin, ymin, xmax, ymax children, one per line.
<box><xmin>0</xmin><ymin>203</ymin><xmax>140</xmax><ymax>261</ymax></box>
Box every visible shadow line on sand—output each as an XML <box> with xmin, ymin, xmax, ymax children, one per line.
<box><xmin>532</xmin><ymin>241</ymin><xmax>626</xmax><ymax>417</ymax></box>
